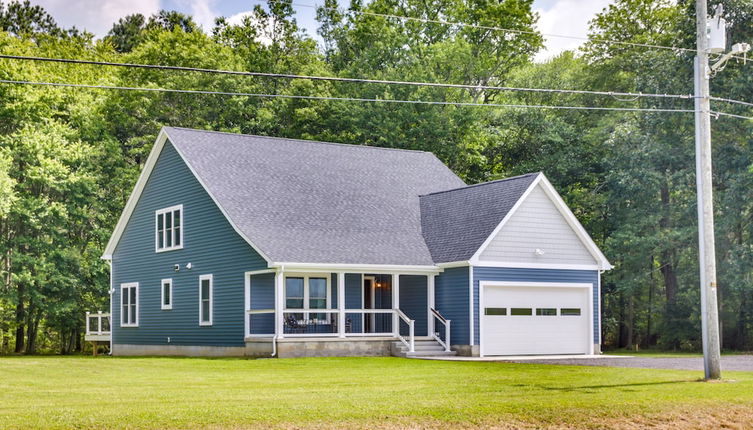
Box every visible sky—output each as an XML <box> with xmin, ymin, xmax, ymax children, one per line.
<box><xmin>30</xmin><ymin>0</ymin><xmax>614</xmax><ymax>62</ymax></box>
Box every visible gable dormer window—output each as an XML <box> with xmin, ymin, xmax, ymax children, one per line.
<box><xmin>156</xmin><ymin>205</ymin><xmax>183</xmax><ymax>252</ymax></box>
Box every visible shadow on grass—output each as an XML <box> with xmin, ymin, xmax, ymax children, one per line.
<box><xmin>537</xmin><ymin>379</ymin><xmax>697</xmax><ymax>392</ymax></box>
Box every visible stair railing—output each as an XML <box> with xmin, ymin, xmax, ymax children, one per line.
<box><xmin>430</xmin><ymin>308</ymin><xmax>451</xmax><ymax>352</ymax></box>
<box><xmin>394</xmin><ymin>309</ymin><xmax>415</xmax><ymax>353</ymax></box>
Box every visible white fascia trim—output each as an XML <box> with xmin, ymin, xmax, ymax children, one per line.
<box><xmin>472</xmin><ymin>261</ymin><xmax>601</xmax><ymax>271</ymax></box>
<box><xmin>269</xmin><ymin>262</ymin><xmax>441</xmax><ymax>274</ymax></box>
<box><xmin>436</xmin><ymin>261</ymin><xmax>470</xmax><ymax>269</ymax></box>
<box><xmin>101</xmin><ymin>128</ymin><xmax>272</xmax><ymax>264</ymax></box>
<box><xmin>469</xmin><ymin>173</ymin><xmax>613</xmax><ymax>271</ymax></box>
<box><xmin>478</xmin><ymin>280</ymin><xmax>594</xmax><ymax>357</ymax></box>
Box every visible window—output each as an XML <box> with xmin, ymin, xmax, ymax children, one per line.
<box><xmin>510</xmin><ymin>308</ymin><xmax>533</xmax><ymax>316</ymax></box>
<box><xmin>161</xmin><ymin>279</ymin><xmax>172</xmax><ymax>310</ymax></box>
<box><xmin>485</xmin><ymin>307</ymin><xmax>507</xmax><ymax>316</ymax></box>
<box><xmin>156</xmin><ymin>205</ymin><xmax>183</xmax><ymax>252</ymax></box>
<box><xmin>120</xmin><ymin>283</ymin><xmax>138</xmax><ymax>327</ymax></box>
<box><xmin>199</xmin><ymin>275</ymin><xmax>213</xmax><ymax>326</ymax></box>
<box><xmin>284</xmin><ymin>275</ymin><xmax>331</xmax><ymax>322</ymax></box>
<box><xmin>561</xmin><ymin>308</ymin><xmax>581</xmax><ymax>316</ymax></box>
<box><xmin>285</xmin><ymin>277</ymin><xmax>304</xmax><ymax>309</ymax></box>
<box><xmin>536</xmin><ymin>308</ymin><xmax>557</xmax><ymax>316</ymax></box>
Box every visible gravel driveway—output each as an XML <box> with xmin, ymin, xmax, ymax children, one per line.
<box><xmin>511</xmin><ymin>355</ymin><xmax>753</xmax><ymax>371</ymax></box>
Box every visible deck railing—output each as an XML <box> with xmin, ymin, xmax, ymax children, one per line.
<box><xmin>430</xmin><ymin>308</ymin><xmax>451</xmax><ymax>352</ymax></box>
<box><xmin>246</xmin><ymin>308</ymin><xmax>414</xmax><ymax>349</ymax></box>
<box><xmin>85</xmin><ymin>311</ymin><xmax>111</xmax><ymax>336</ymax></box>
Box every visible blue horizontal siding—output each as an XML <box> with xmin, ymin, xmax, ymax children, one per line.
<box><xmin>434</xmin><ymin>267</ymin><xmax>470</xmax><ymax>345</ymax></box>
<box><xmin>249</xmin><ymin>273</ymin><xmax>274</xmax><ymax>335</ymax></box>
<box><xmin>399</xmin><ymin>275</ymin><xmax>428</xmax><ymax>336</ymax></box>
<box><xmin>472</xmin><ymin>267</ymin><xmax>600</xmax><ymax>345</ymax></box>
<box><xmin>112</xmin><ymin>140</ymin><xmax>267</xmax><ymax>347</ymax></box>
<box><xmin>345</xmin><ymin>273</ymin><xmax>363</xmax><ymax>333</ymax></box>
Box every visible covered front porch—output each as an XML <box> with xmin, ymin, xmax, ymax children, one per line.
<box><xmin>244</xmin><ymin>266</ymin><xmax>451</xmax><ymax>357</ymax></box>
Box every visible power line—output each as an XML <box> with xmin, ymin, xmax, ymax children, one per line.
<box><xmin>0</xmin><ymin>54</ymin><xmax>694</xmax><ymax>102</ymax></box>
<box><xmin>0</xmin><ymin>78</ymin><xmax>709</xmax><ymax>115</ymax></box>
<box><xmin>287</xmin><ymin>0</ymin><xmax>751</xmax><ymax>62</ymax></box>
<box><xmin>711</xmin><ymin>95</ymin><xmax>753</xmax><ymax>108</ymax></box>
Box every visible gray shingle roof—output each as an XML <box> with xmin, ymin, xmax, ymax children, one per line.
<box><xmin>164</xmin><ymin>127</ymin><xmax>467</xmax><ymax>266</ymax></box>
<box><xmin>419</xmin><ymin>172</ymin><xmax>540</xmax><ymax>263</ymax></box>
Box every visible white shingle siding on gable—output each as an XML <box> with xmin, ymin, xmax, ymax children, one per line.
<box><xmin>478</xmin><ymin>184</ymin><xmax>597</xmax><ymax>265</ymax></box>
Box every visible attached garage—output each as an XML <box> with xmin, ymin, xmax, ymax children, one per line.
<box><xmin>479</xmin><ymin>281</ymin><xmax>593</xmax><ymax>356</ymax></box>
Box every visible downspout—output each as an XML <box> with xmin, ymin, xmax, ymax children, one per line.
<box><xmin>271</xmin><ymin>264</ymin><xmax>284</xmax><ymax>357</ymax></box>
<box><xmin>108</xmin><ymin>259</ymin><xmax>113</xmax><ymax>355</ymax></box>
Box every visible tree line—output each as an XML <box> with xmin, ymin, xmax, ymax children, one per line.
<box><xmin>0</xmin><ymin>0</ymin><xmax>751</xmax><ymax>354</ymax></box>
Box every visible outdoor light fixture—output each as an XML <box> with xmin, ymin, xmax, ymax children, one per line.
<box><xmin>185</xmin><ymin>262</ymin><xmax>193</xmax><ymax>270</ymax></box>
<box><xmin>534</xmin><ymin>248</ymin><xmax>545</xmax><ymax>256</ymax></box>
<box><xmin>174</xmin><ymin>264</ymin><xmax>180</xmax><ymax>272</ymax></box>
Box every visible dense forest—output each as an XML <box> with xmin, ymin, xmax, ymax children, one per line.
<box><xmin>0</xmin><ymin>0</ymin><xmax>751</xmax><ymax>354</ymax></box>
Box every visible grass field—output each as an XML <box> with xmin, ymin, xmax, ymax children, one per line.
<box><xmin>1</xmin><ymin>356</ymin><xmax>753</xmax><ymax>429</ymax></box>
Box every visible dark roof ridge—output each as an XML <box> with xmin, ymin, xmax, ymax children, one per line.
<box><xmin>164</xmin><ymin>126</ymin><xmax>432</xmax><ymax>155</ymax></box>
<box><xmin>420</xmin><ymin>172</ymin><xmax>541</xmax><ymax>197</ymax></box>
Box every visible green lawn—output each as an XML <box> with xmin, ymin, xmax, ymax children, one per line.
<box><xmin>1</xmin><ymin>356</ymin><xmax>752</xmax><ymax>429</ymax></box>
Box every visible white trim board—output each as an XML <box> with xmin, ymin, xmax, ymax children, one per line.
<box><xmin>469</xmin><ymin>173</ymin><xmax>612</xmax><ymax>271</ymax></box>
<box><xmin>478</xmin><ymin>281</ymin><xmax>595</xmax><ymax>357</ymax></box>
<box><xmin>102</xmin><ymin>129</ymin><xmax>272</xmax><ymax>263</ymax></box>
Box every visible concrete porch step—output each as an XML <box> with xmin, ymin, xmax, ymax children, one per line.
<box><xmin>390</xmin><ymin>339</ymin><xmax>457</xmax><ymax>358</ymax></box>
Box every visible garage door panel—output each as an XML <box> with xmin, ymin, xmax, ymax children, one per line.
<box><xmin>482</xmin><ymin>285</ymin><xmax>590</xmax><ymax>356</ymax></box>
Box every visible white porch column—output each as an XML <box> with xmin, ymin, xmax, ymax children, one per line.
<box><xmin>338</xmin><ymin>272</ymin><xmax>346</xmax><ymax>338</ymax></box>
<box><xmin>275</xmin><ymin>269</ymin><xmax>284</xmax><ymax>339</ymax></box>
<box><xmin>427</xmin><ymin>274</ymin><xmax>435</xmax><ymax>337</ymax></box>
<box><xmin>392</xmin><ymin>273</ymin><xmax>400</xmax><ymax>336</ymax></box>
<box><xmin>244</xmin><ymin>274</ymin><xmax>250</xmax><ymax>338</ymax></box>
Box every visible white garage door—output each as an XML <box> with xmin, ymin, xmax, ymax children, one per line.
<box><xmin>481</xmin><ymin>283</ymin><xmax>592</xmax><ymax>356</ymax></box>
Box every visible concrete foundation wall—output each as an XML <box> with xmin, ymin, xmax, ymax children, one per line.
<box><xmin>113</xmin><ymin>343</ymin><xmax>246</xmax><ymax>357</ymax></box>
<box><xmin>452</xmin><ymin>344</ymin><xmax>480</xmax><ymax>357</ymax></box>
<box><xmin>276</xmin><ymin>338</ymin><xmax>393</xmax><ymax>358</ymax></box>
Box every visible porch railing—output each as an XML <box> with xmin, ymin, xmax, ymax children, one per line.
<box><xmin>245</xmin><ymin>308</ymin><xmax>415</xmax><ymax>350</ymax></box>
<box><xmin>85</xmin><ymin>311</ymin><xmax>111</xmax><ymax>336</ymax></box>
<box><xmin>430</xmin><ymin>308</ymin><xmax>451</xmax><ymax>352</ymax></box>
<box><xmin>395</xmin><ymin>309</ymin><xmax>415</xmax><ymax>353</ymax></box>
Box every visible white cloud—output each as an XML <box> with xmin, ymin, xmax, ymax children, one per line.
<box><xmin>184</xmin><ymin>0</ymin><xmax>216</xmax><ymax>32</ymax></box>
<box><xmin>534</xmin><ymin>0</ymin><xmax>614</xmax><ymax>62</ymax></box>
<box><xmin>225</xmin><ymin>10</ymin><xmax>274</xmax><ymax>46</ymax></box>
<box><xmin>32</xmin><ymin>0</ymin><xmax>160</xmax><ymax>36</ymax></box>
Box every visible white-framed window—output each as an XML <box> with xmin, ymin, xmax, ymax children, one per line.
<box><xmin>161</xmin><ymin>278</ymin><xmax>173</xmax><ymax>310</ymax></box>
<box><xmin>284</xmin><ymin>274</ymin><xmax>331</xmax><ymax>321</ymax></box>
<box><xmin>155</xmin><ymin>205</ymin><xmax>183</xmax><ymax>252</ymax></box>
<box><xmin>120</xmin><ymin>282</ymin><xmax>139</xmax><ymax>327</ymax></box>
<box><xmin>199</xmin><ymin>274</ymin><xmax>213</xmax><ymax>326</ymax></box>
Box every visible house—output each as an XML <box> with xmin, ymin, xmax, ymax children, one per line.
<box><xmin>94</xmin><ymin>126</ymin><xmax>612</xmax><ymax>358</ymax></box>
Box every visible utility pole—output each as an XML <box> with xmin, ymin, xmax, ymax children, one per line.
<box><xmin>694</xmin><ymin>0</ymin><xmax>721</xmax><ymax>380</ymax></box>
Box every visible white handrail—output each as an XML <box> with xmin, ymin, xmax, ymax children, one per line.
<box><xmin>85</xmin><ymin>311</ymin><xmax>111</xmax><ymax>336</ymax></box>
<box><xmin>394</xmin><ymin>309</ymin><xmax>415</xmax><ymax>353</ymax></box>
<box><xmin>430</xmin><ymin>308</ymin><xmax>451</xmax><ymax>352</ymax></box>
